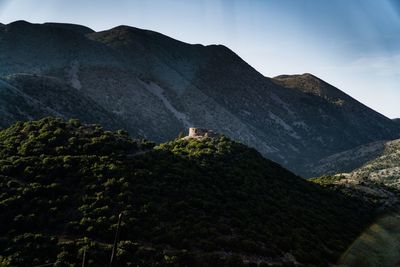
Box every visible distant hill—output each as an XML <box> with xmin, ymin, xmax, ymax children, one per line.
<box><xmin>345</xmin><ymin>139</ymin><xmax>400</xmax><ymax>188</ymax></box>
<box><xmin>306</xmin><ymin>140</ymin><xmax>388</xmax><ymax>177</ymax></box>
<box><xmin>0</xmin><ymin>21</ymin><xmax>399</xmax><ymax>175</ymax></box>
<box><xmin>310</xmin><ymin>139</ymin><xmax>400</xmax><ymax>189</ymax></box>
<box><xmin>0</xmin><ymin>118</ymin><xmax>376</xmax><ymax>266</ymax></box>
<box><xmin>312</xmin><ymin>174</ymin><xmax>400</xmax><ymax>210</ymax></box>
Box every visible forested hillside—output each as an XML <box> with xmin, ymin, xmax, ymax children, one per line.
<box><xmin>0</xmin><ymin>118</ymin><xmax>377</xmax><ymax>266</ymax></box>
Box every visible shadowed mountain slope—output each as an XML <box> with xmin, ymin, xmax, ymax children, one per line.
<box><xmin>0</xmin><ymin>21</ymin><xmax>398</xmax><ymax>175</ymax></box>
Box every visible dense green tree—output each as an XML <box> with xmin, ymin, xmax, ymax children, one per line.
<box><xmin>0</xmin><ymin>118</ymin><xmax>378</xmax><ymax>266</ymax></box>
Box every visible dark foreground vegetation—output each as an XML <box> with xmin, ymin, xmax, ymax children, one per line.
<box><xmin>0</xmin><ymin>118</ymin><xmax>377</xmax><ymax>266</ymax></box>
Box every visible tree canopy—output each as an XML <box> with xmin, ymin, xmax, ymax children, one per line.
<box><xmin>0</xmin><ymin>118</ymin><xmax>376</xmax><ymax>266</ymax></box>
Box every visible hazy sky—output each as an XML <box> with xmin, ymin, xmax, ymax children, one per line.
<box><xmin>0</xmin><ymin>0</ymin><xmax>399</xmax><ymax>118</ymax></box>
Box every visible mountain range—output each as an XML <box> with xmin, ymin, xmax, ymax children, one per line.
<box><xmin>1</xmin><ymin>20</ymin><xmax>399</xmax><ymax>176</ymax></box>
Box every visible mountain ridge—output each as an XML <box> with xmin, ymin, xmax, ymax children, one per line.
<box><xmin>44</xmin><ymin>22</ymin><xmax>95</xmax><ymax>34</ymax></box>
<box><xmin>0</xmin><ymin>20</ymin><xmax>399</xmax><ymax>175</ymax></box>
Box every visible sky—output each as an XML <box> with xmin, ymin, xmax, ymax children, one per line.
<box><xmin>0</xmin><ymin>0</ymin><xmax>399</xmax><ymax>118</ymax></box>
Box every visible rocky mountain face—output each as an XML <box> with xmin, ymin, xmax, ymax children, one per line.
<box><xmin>306</xmin><ymin>140</ymin><xmax>389</xmax><ymax>177</ymax></box>
<box><xmin>0</xmin><ymin>74</ymin><xmax>126</xmax><ymax>131</ymax></box>
<box><xmin>345</xmin><ymin>140</ymin><xmax>400</xmax><ymax>188</ymax></box>
<box><xmin>309</xmin><ymin>136</ymin><xmax>400</xmax><ymax>186</ymax></box>
<box><xmin>1</xmin><ymin>20</ymin><xmax>399</xmax><ymax>175</ymax></box>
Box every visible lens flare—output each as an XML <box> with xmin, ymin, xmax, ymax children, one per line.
<box><xmin>338</xmin><ymin>214</ymin><xmax>400</xmax><ymax>267</ymax></box>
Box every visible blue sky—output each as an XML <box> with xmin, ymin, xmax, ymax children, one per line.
<box><xmin>0</xmin><ymin>0</ymin><xmax>399</xmax><ymax>118</ymax></box>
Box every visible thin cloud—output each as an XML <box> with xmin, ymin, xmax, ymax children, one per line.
<box><xmin>349</xmin><ymin>54</ymin><xmax>400</xmax><ymax>77</ymax></box>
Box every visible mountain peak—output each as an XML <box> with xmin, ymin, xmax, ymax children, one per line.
<box><xmin>4</xmin><ymin>20</ymin><xmax>33</xmax><ymax>31</ymax></box>
<box><xmin>7</xmin><ymin>20</ymin><xmax>31</xmax><ymax>26</ymax></box>
<box><xmin>272</xmin><ymin>72</ymin><xmax>357</xmax><ymax>105</ymax></box>
<box><xmin>92</xmin><ymin>24</ymin><xmax>196</xmax><ymax>49</ymax></box>
<box><xmin>273</xmin><ymin>73</ymin><xmax>324</xmax><ymax>92</ymax></box>
<box><xmin>44</xmin><ymin>22</ymin><xmax>94</xmax><ymax>35</ymax></box>
<box><xmin>3</xmin><ymin>20</ymin><xmax>94</xmax><ymax>35</ymax></box>
<box><xmin>97</xmin><ymin>24</ymin><xmax>175</xmax><ymax>40</ymax></box>
<box><xmin>274</xmin><ymin>72</ymin><xmax>318</xmax><ymax>79</ymax></box>
<box><xmin>107</xmin><ymin>24</ymin><xmax>143</xmax><ymax>34</ymax></box>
